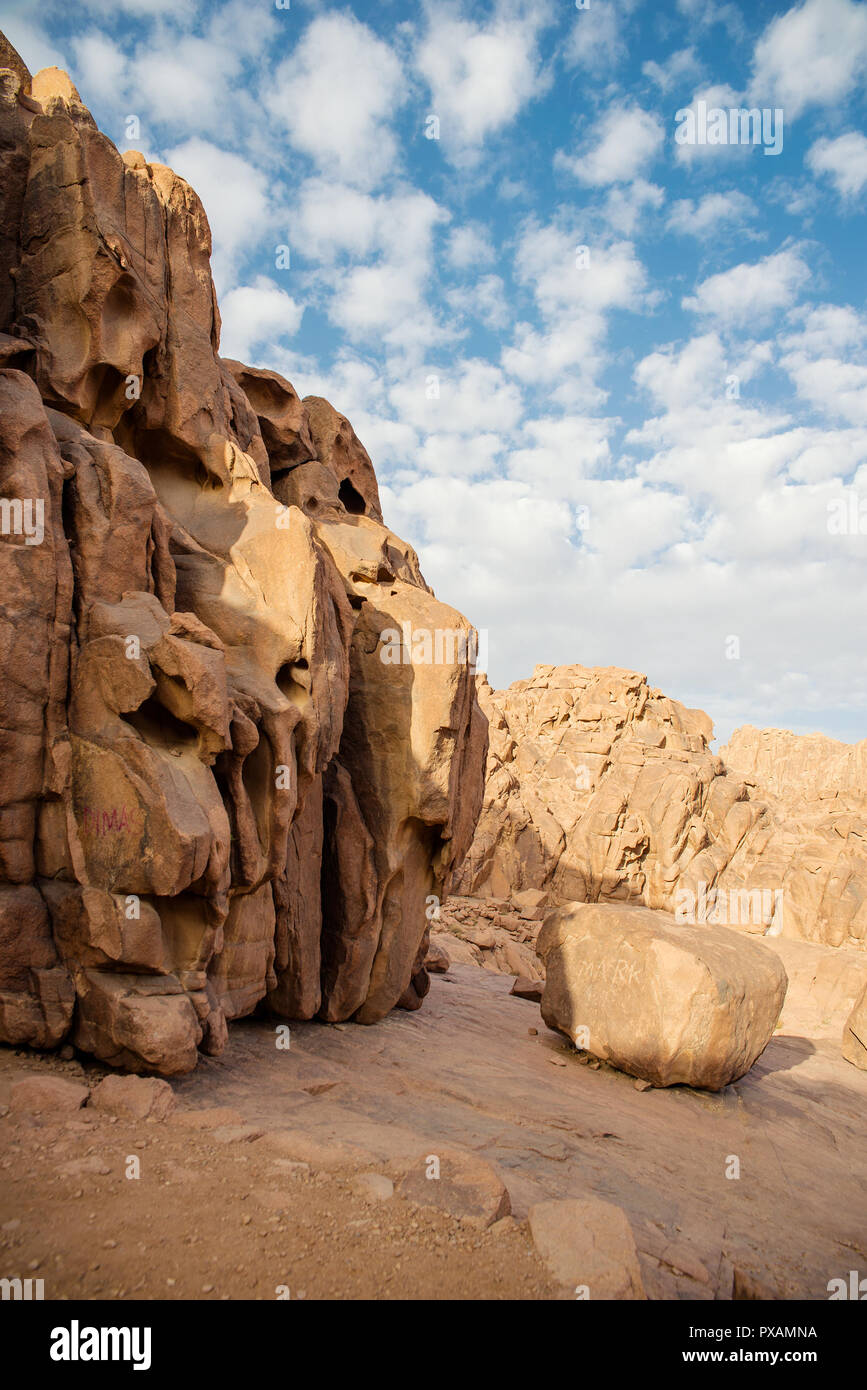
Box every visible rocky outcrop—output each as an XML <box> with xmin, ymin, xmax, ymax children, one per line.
<box><xmin>0</xmin><ymin>35</ymin><xmax>487</xmax><ymax>1074</ymax></box>
<box><xmin>537</xmin><ymin>901</ymin><xmax>788</xmax><ymax>1090</ymax></box>
<box><xmin>453</xmin><ymin>665</ymin><xmax>867</xmax><ymax>950</ymax></box>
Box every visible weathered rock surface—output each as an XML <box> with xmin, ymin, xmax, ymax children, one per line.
<box><xmin>528</xmin><ymin>1197</ymin><xmax>645</xmax><ymax>1298</ymax></box>
<box><xmin>9</xmin><ymin>1073</ymin><xmax>88</xmax><ymax>1113</ymax></box>
<box><xmin>0</xmin><ymin>34</ymin><xmax>486</xmax><ymax>1075</ymax></box>
<box><xmin>397</xmin><ymin>1147</ymin><xmax>511</xmax><ymax>1227</ymax></box>
<box><xmin>453</xmin><ymin>665</ymin><xmax>867</xmax><ymax>950</ymax></box>
<box><xmin>537</xmin><ymin>901</ymin><xmax>788</xmax><ymax>1090</ymax></box>
<box><xmin>842</xmin><ymin>983</ymin><xmax>867</xmax><ymax>1071</ymax></box>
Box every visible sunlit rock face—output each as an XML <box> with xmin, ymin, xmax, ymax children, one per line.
<box><xmin>454</xmin><ymin>666</ymin><xmax>867</xmax><ymax>951</ymax></box>
<box><xmin>0</xmin><ymin>35</ymin><xmax>488</xmax><ymax>1074</ymax></box>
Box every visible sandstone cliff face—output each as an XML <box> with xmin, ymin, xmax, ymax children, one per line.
<box><xmin>453</xmin><ymin>666</ymin><xmax>866</xmax><ymax>950</ymax></box>
<box><xmin>0</xmin><ymin>39</ymin><xmax>487</xmax><ymax>1073</ymax></box>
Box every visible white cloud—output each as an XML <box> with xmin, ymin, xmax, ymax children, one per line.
<box><xmin>642</xmin><ymin>45</ymin><xmax>703</xmax><ymax>94</ymax></box>
<box><xmin>750</xmin><ymin>0</ymin><xmax>867</xmax><ymax>118</ymax></box>
<box><xmin>564</xmin><ymin>0</ymin><xmax>626</xmax><ymax>73</ymax></box>
<box><xmin>389</xmin><ymin>358</ymin><xmax>524</xmax><ymax>436</ymax></box>
<box><xmin>290</xmin><ymin>180</ymin><xmax>449</xmax><ymax>352</ymax></box>
<box><xmin>559</xmin><ymin>105</ymin><xmax>663</xmax><ymax>186</ymax></box>
<box><xmin>807</xmin><ymin>132</ymin><xmax>867</xmax><ymax>200</ymax></box>
<box><xmin>598</xmin><ymin>179</ymin><xmax>665</xmax><ymax>236</ymax></box>
<box><xmin>501</xmin><ymin>222</ymin><xmax>650</xmax><ymax>406</ymax></box>
<box><xmin>415</xmin><ymin>4</ymin><xmax>548</xmax><ymax>164</ymax></box>
<box><xmin>265</xmin><ymin>13</ymin><xmax>405</xmax><ymax>189</ymax></box>
<box><xmin>417</xmin><ymin>432</ymin><xmax>503</xmax><ymax>479</ymax></box>
<box><xmin>69</xmin><ymin>33</ymin><xmax>129</xmax><ymax>111</ymax></box>
<box><xmin>128</xmin><ymin>33</ymin><xmax>247</xmax><ymax>135</ymax></box>
<box><xmin>219</xmin><ymin>277</ymin><xmax>304</xmax><ymax>363</ymax></box>
<box><xmin>666</xmin><ymin>191</ymin><xmax>757</xmax><ymax>238</ymax></box>
<box><xmin>445</xmin><ymin>223</ymin><xmax>496</xmax><ymax>270</ymax></box>
<box><xmin>783</xmin><ymin>303</ymin><xmax>867</xmax><ymax>357</ymax></box>
<box><xmin>784</xmin><ymin>358</ymin><xmax>867</xmax><ymax>425</ymax></box>
<box><xmin>447</xmin><ymin>274</ymin><xmax>510</xmax><ymax>331</ymax></box>
<box><xmin>683</xmin><ymin>249</ymin><xmax>810</xmax><ymax>326</ymax></box>
<box><xmin>0</xmin><ymin>1</ymin><xmax>68</xmax><ymax>75</ymax></box>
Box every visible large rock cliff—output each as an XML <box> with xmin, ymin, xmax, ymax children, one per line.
<box><xmin>0</xmin><ymin>37</ymin><xmax>488</xmax><ymax>1073</ymax></box>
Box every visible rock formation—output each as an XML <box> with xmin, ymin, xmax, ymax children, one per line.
<box><xmin>453</xmin><ymin>665</ymin><xmax>867</xmax><ymax>950</ymax></box>
<box><xmin>0</xmin><ymin>36</ymin><xmax>487</xmax><ymax>1074</ymax></box>
<box><xmin>537</xmin><ymin>901</ymin><xmax>788</xmax><ymax>1090</ymax></box>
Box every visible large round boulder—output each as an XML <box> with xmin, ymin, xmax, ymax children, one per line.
<box><xmin>537</xmin><ymin>902</ymin><xmax>788</xmax><ymax>1090</ymax></box>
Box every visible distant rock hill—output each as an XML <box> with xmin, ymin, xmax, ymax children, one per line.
<box><xmin>452</xmin><ymin>665</ymin><xmax>867</xmax><ymax>950</ymax></box>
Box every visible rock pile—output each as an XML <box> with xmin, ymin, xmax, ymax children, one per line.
<box><xmin>0</xmin><ymin>36</ymin><xmax>487</xmax><ymax>1074</ymax></box>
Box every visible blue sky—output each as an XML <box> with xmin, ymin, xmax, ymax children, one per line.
<box><xmin>3</xmin><ymin>0</ymin><xmax>867</xmax><ymax>744</ymax></box>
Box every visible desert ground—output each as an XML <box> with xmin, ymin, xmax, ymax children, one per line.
<box><xmin>3</xmin><ymin>930</ymin><xmax>865</xmax><ymax>1301</ymax></box>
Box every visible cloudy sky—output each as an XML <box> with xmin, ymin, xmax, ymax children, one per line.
<box><xmin>3</xmin><ymin>0</ymin><xmax>867</xmax><ymax>744</ymax></box>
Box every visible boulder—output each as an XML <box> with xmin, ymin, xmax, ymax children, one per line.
<box><xmin>537</xmin><ymin>902</ymin><xmax>788</xmax><ymax>1090</ymax></box>
<box><xmin>89</xmin><ymin>1073</ymin><xmax>176</xmax><ymax>1121</ymax></box>
<box><xmin>528</xmin><ymin>1197</ymin><xmax>645</xmax><ymax>1298</ymax></box>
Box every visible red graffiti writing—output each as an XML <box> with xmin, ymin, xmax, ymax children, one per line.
<box><xmin>79</xmin><ymin>806</ymin><xmax>139</xmax><ymax>837</ymax></box>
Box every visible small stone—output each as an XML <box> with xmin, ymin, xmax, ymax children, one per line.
<box><xmin>634</xmin><ymin>1079</ymin><xmax>653</xmax><ymax>1092</ymax></box>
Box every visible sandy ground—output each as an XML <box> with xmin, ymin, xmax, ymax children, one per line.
<box><xmin>1</xmin><ymin>947</ymin><xmax>865</xmax><ymax>1301</ymax></box>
